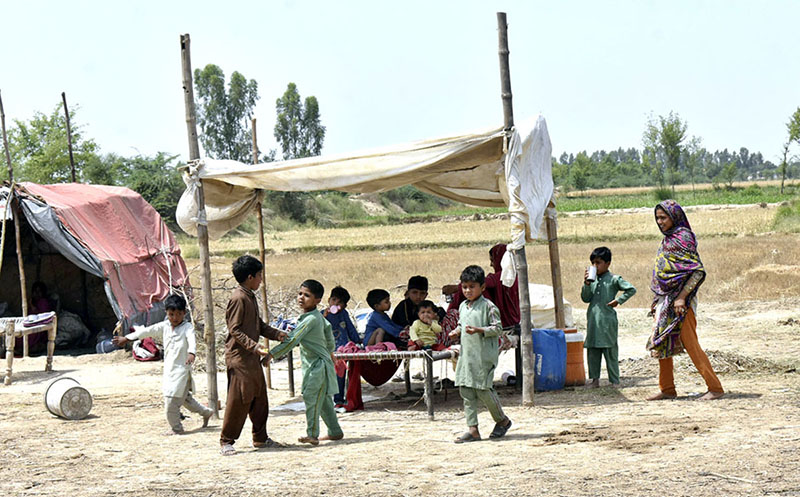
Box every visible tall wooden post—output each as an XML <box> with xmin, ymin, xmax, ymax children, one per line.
<box><xmin>61</xmin><ymin>92</ymin><xmax>76</xmax><ymax>182</ymax></box>
<box><xmin>252</xmin><ymin>118</ymin><xmax>273</xmax><ymax>389</ymax></box>
<box><xmin>1</xmin><ymin>90</ymin><xmax>13</xmax><ymax>181</ymax></box>
<box><xmin>181</xmin><ymin>34</ymin><xmax>219</xmax><ymax>416</ymax></box>
<box><xmin>497</xmin><ymin>12</ymin><xmax>534</xmax><ymax>405</ymax></box>
<box><xmin>546</xmin><ymin>204</ymin><xmax>566</xmax><ymax>328</ymax></box>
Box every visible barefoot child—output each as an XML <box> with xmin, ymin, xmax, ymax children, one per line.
<box><xmin>580</xmin><ymin>246</ymin><xmax>636</xmax><ymax>388</ymax></box>
<box><xmin>268</xmin><ymin>280</ymin><xmax>343</xmax><ymax>446</ymax></box>
<box><xmin>364</xmin><ymin>289</ymin><xmax>406</xmax><ymax>347</ymax></box>
<box><xmin>219</xmin><ymin>255</ymin><xmax>288</xmax><ymax>455</ymax></box>
<box><xmin>450</xmin><ymin>265</ymin><xmax>512</xmax><ymax>443</ymax></box>
<box><xmin>113</xmin><ymin>294</ymin><xmax>213</xmax><ymax>435</ymax></box>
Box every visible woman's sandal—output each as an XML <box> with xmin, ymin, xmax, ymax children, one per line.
<box><xmin>489</xmin><ymin>419</ymin><xmax>512</xmax><ymax>439</ymax></box>
<box><xmin>454</xmin><ymin>432</ymin><xmax>481</xmax><ymax>443</ymax></box>
<box><xmin>220</xmin><ymin>444</ymin><xmax>236</xmax><ymax>456</ymax></box>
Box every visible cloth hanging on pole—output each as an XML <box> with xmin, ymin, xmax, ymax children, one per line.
<box><xmin>177</xmin><ymin>116</ymin><xmax>554</xmax><ymax>242</ymax></box>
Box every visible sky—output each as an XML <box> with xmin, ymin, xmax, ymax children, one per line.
<box><xmin>2</xmin><ymin>1</ymin><xmax>799</xmax><ymax>165</ymax></box>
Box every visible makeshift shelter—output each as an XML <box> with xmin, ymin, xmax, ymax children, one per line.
<box><xmin>0</xmin><ymin>183</ymin><xmax>190</xmax><ymax>346</ymax></box>
<box><xmin>177</xmin><ymin>17</ymin><xmax>562</xmax><ymax>414</ymax></box>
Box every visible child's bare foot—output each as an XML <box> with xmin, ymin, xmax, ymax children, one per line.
<box><xmin>586</xmin><ymin>379</ymin><xmax>600</xmax><ymax>388</ymax></box>
<box><xmin>298</xmin><ymin>436</ymin><xmax>320</xmax><ymax>446</ymax></box>
<box><xmin>202</xmin><ymin>410</ymin><xmax>213</xmax><ymax>428</ymax></box>
<box><xmin>698</xmin><ymin>391</ymin><xmax>724</xmax><ymax>400</ymax></box>
<box><xmin>646</xmin><ymin>391</ymin><xmax>677</xmax><ymax>401</ymax></box>
<box><xmin>319</xmin><ymin>433</ymin><xmax>343</xmax><ymax>441</ymax></box>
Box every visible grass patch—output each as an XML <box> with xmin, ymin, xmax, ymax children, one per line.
<box><xmin>773</xmin><ymin>199</ymin><xmax>800</xmax><ymax>233</ymax></box>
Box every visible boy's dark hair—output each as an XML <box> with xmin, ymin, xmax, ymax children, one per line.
<box><xmin>417</xmin><ymin>300</ymin><xmax>436</xmax><ymax>313</ymax></box>
<box><xmin>366</xmin><ymin>289</ymin><xmax>390</xmax><ymax>310</ymax></box>
<box><xmin>590</xmin><ymin>246</ymin><xmax>612</xmax><ymax>263</ymax></box>
<box><xmin>301</xmin><ymin>279</ymin><xmax>325</xmax><ymax>299</ymax></box>
<box><xmin>407</xmin><ymin>275</ymin><xmax>428</xmax><ymax>292</ymax></box>
<box><xmin>164</xmin><ymin>294</ymin><xmax>187</xmax><ymax>311</ymax></box>
<box><xmin>460</xmin><ymin>265</ymin><xmax>485</xmax><ymax>285</ymax></box>
<box><xmin>330</xmin><ymin>286</ymin><xmax>351</xmax><ymax>305</ymax></box>
<box><xmin>232</xmin><ymin>255</ymin><xmax>263</xmax><ymax>283</ymax></box>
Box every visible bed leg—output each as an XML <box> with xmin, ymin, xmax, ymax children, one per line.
<box><xmin>4</xmin><ymin>322</ymin><xmax>14</xmax><ymax>385</ymax></box>
<box><xmin>425</xmin><ymin>356</ymin><xmax>434</xmax><ymax>420</ymax></box>
<box><xmin>404</xmin><ymin>360</ymin><xmax>411</xmax><ymax>396</ymax></box>
<box><xmin>46</xmin><ymin>318</ymin><xmax>56</xmax><ymax>372</ymax></box>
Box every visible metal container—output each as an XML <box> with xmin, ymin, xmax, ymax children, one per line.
<box><xmin>587</xmin><ymin>265</ymin><xmax>598</xmax><ymax>282</ymax></box>
<box><xmin>44</xmin><ymin>377</ymin><xmax>93</xmax><ymax>420</ymax></box>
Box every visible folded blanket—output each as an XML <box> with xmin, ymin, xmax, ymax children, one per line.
<box><xmin>23</xmin><ymin>311</ymin><xmax>56</xmax><ymax>328</ymax></box>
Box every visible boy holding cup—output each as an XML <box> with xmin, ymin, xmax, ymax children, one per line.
<box><xmin>581</xmin><ymin>247</ymin><xmax>637</xmax><ymax>388</ymax></box>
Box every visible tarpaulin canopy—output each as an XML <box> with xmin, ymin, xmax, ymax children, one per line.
<box><xmin>177</xmin><ymin>115</ymin><xmax>555</xmax><ymax>247</ymax></box>
<box><xmin>7</xmin><ymin>183</ymin><xmax>190</xmax><ymax>328</ymax></box>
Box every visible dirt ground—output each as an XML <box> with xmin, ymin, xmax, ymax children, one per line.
<box><xmin>2</xmin><ymin>298</ymin><xmax>799</xmax><ymax>497</ymax></box>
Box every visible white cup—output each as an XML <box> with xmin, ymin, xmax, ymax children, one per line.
<box><xmin>587</xmin><ymin>265</ymin><xmax>598</xmax><ymax>282</ymax></box>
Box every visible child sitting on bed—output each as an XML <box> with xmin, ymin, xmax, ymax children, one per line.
<box><xmin>364</xmin><ymin>289</ymin><xmax>406</xmax><ymax>347</ymax></box>
<box><xmin>408</xmin><ymin>300</ymin><xmax>441</xmax><ymax>350</ymax></box>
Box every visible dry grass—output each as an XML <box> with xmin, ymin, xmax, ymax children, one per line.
<box><xmin>183</xmin><ymin>205</ymin><xmax>800</xmax><ymax>325</ymax></box>
<box><xmin>203</xmin><ymin>204</ymin><xmax>778</xmax><ymax>256</ymax></box>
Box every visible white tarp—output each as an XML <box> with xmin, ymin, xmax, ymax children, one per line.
<box><xmin>177</xmin><ymin>116</ymin><xmax>554</xmax><ymax>243</ymax></box>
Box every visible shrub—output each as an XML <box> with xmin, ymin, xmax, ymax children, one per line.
<box><xmin>652</xmin><ymin>187</ymin><xmax>672</xmax><ymax>201</ymax></box>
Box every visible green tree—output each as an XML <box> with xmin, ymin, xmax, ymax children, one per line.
<box><xmin>779</xmin><ymin>107</ymin><xmax>800</xmax><ymax>193</ymax></box>
<box><xmin>718</xmin><ymin>161</ymin><xmax>738</xmax><ymax>189</ymax></box>
<box><xmin>193</xmin><ymin>64</ymin><xmax>259</xmax><ymax>162</ymax></box>
<box><xmin>274</xmin><ymin>82</ymin><xmax>326</xmax><ymax>159</ymax></box>
<box><xmin>684</xmin><ymin>137</ymin><xmax>703</xmax><ymax>192</ymax></box>
<box><xmin>6</xmin><ymin>105</ymin><xmax>99</xmax><ymax>183</ymax></box>
<box><xmin>643</xmin><ymin>112</ymin><xmax>688</xmax><ymax>191</ymax></box>
<box><xmin>570</xmin><ymin>152</ymin><xmax>592</xmax><ymax>191</ymax></box>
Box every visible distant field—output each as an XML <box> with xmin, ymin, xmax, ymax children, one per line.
<box><xmin>189</xmin><ymin>204</ymin><xmax>778</xmax><ymax>257</ymax></box>
<box><xmin>564</xmin><ymin>179</ymin><xmax>797</xmax><ymax>197</ymax></box>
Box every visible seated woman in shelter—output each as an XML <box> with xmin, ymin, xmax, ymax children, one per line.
<box><xmin>14</xmin><ymin>281</ymin><xmax>53</xmax><ymax>355</ymax></box>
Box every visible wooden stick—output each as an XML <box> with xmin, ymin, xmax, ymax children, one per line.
<box><xmin>0</xmin><ymin>90</ymin><xmax>13</xmax><ymax>181</ymax></box>
<box><xmin>61</xmin><ymin>92</ymin><xmax>76</xmax><ymax>182</ymax></box>
<box><xmin>181</xmin><ymin>34</ymin><xmax>219</xmax><ymax>416</ymax></box>
<box><xmin>546</xmin><ymin>202</ymin><xmax>566</xmax><ymax>328</ymax></box>
<box><xmin>497</xmin><ymin>11</ymin><xmax>534</xmax><ymax>406</ymax></box>
<box><xmin>252</xmin><ymin>118</ymin><xmax>273</xmax><ymax>389</ymax></box>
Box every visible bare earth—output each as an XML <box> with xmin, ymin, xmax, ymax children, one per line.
<box><xmin>2</xmin><ymin>298</ymin><xmax>799</xmax><ymax>497</ymax></box>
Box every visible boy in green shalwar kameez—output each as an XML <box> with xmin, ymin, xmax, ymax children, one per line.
<box><xmin>450</xmin><ymin>265</ymin><xmax>512</xmax><ymax>443</ymax></box>
<box><xmin>580</xmin><ymin>246</ymin><xmax>636</xmax><ymax>388</ymax></box>
<box><xmin>267</xmin><ymin>280</ymin><xmax>343</xmax><ymax>446</ymax></box>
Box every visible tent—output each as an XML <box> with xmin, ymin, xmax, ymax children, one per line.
<box><xmin>0</xmin><ymin>182</ymin><xmax>190</xmax><ymax>341</ymax></box>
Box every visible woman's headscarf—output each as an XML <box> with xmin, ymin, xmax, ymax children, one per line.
<box><xmin>647</xmin><ymin>200</ymin><xmax>706</xmax><ymax>358</ymax></box>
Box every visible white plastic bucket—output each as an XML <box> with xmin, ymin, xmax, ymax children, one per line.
<box><xmin>44</xmin><ymin>377</ymin><xmax>93</xmax><ymax>420</ymax></box>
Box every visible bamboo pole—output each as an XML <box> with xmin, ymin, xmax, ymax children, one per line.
<box><xmin>181</xmin><ymin>34</ymin><xmax>219</xmax><ymax>416</ymax></box>
<box><xmin>61</xmin><ymin>92</ymin><xmax>76</xmax><ymax>182</ymax></box>
<box><xmin>1</xmin><ymin>90</ymin><xmax>13</xmax><ymax>181</ymax></box>
<box><xmin>252</xmin><ymin>118</ymin><xmax>273</xmax><ymax>389</ymax></box>
<box><xmin>546</xmin><ymin>203</ymin><xmax>566</xmax><ymax>328</ymax></box>
<box><xmin>497</xmin><ymin>12</ymin><xmax>534</xmax><ymax>405</ymax></box>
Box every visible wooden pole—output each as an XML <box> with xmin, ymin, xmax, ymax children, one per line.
<box><xmin>181</xmin><ymin>34</ymin><xmax>219</xmax><ymax>416</ymax></box>
<box><xmin>546</xmin><ymin>203</ymin><xmax>566</xmax><ymax>328</ymax></box>
<box><xmin>1</xmin><ymin>90</ymin><xmax>13</xmax><ymax>181</ymax></box>
<box><xmin>61</xmin><ymin>92</ymin><xmax>76</xmax><ymax>183</ymax></box>
<box><xmin>497</xmin><ymin>12</ymin><xmax>534</xmax><ymax>405</ymax></box>
<box><xmin>252</xmin><ymin>118</ymin><xmax>273</xmax><ymax>389</ymax></box>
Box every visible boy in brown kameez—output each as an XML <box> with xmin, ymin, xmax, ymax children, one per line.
<box><xmin>220</xmin><ymin>255</ymin><xmax>288</xmax><ymax>456</ymax></box>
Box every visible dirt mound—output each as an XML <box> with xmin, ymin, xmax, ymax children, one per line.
<box><xmin>620</xmin><ymin>349</ymin><xmax>793</xmax><ymax>377</ymax></box>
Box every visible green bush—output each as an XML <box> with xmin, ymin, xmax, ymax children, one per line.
<box><xmin>773</xmin><ymin>199</ymin><xmax>800</xmax><ymax>233</ymax></box>
<box><xmin>652</xmin><ymin>187</ymin><xmax>673</xmax><ymax>202</ymax></box>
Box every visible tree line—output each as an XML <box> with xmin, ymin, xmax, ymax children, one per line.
<box><xmin>555</xmin><ymin>110</ymin><xmax>800</xmax><ymax>194</ymax></box>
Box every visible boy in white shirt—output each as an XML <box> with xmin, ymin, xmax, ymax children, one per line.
<box><xmin>113</xmin><ymin>294</ymin><xmax>212</xmax><ymax>434</ymax></box>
